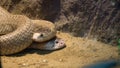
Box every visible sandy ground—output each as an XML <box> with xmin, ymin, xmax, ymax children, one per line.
<box><xmin>1</xmin><ymin>32</ymin><xmax>119</xmax><ymax>68</ymax></box>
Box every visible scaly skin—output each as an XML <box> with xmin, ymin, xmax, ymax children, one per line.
<box><xmin>31</xmin><ymin>20</ymin><xmax>56</xmax><ymax>42</ymax></box>
<box><xmin>0</xmin><ymin>7</ymin><xmax>56</xmax><ymax>55</ymax></box>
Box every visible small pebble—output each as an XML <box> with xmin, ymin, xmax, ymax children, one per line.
<box><xmin>21</xmin><ymin>63</ymin><xmax>28</xmax><ymax>67</ymax></box>
<box><xmin>59</xmin><ymin>59</ymin><xmax>63</xmax><ymax>62</ymax></box>
<box><xmin>42</xmin><ymin>60</ymin><xmax>47</xmax><ymax>63</ymax></box>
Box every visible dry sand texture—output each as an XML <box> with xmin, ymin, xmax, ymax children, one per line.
<box><xmin>1</xmin><ymin>32</ymin><xmax>119</xmax><ymax>68</ymax></box>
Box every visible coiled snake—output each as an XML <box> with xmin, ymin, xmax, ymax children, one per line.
<box><xmin>0</xmin><ymin>7</ymin><xmax>59</xmax><ymax>55</ymax></box>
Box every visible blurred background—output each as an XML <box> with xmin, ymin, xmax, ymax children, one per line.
<box><xmin>0</xmin><ymin>0</ymin><xmax>119</xmax><ymax>46</ymax></box>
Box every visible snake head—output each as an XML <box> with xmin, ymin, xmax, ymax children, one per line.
<box><xmin>32</xmin><ymin>32</ymin><xmax>48</xmax><ymax>42</ymax></box>
<box><xmin>32</xmin><ymin>20</ymin><xmax>57</xmax><ymax>42</ymax></box>
<box><xmin>41</xmin><ymin>38</ymin><xmax>66</xmax><ymax>50</ymax></box>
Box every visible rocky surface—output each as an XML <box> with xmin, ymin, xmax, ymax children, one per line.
<box><xmin>0</xmin><ymin>0</ymin><xmax>119</xmax><ymax>45</ymax></box>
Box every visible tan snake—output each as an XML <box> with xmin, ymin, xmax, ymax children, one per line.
<box><xmin>0</xmin><ymin>7</ymin><xmax>57</xmax><ymax>55</ymax></box>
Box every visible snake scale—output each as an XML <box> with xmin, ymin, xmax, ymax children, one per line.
<box><xmin>0</xmin><ymin>7</ymin><xmax>56</xmax><ymax>55</ymax></box>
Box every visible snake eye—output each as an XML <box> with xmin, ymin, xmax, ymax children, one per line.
<box><xmin>40</xmin><ymin>33</ymin><xmax>44</xmax><ymax>37</ymax></box>
<box><xmin>55</xmin><ymin>40</ymin><xmax>59</xmax><ymax>44</ymax></box>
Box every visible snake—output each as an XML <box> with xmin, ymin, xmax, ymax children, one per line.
<box><xmin>0</xmin><ymin>6</ymin><xmax>57</xmax><ymax>55</ymax></box>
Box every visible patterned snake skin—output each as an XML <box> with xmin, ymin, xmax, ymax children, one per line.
<box><xmin>0</xmin><ymin>7</ymin><xmax>56</xmax><ymax>55</ymax></box>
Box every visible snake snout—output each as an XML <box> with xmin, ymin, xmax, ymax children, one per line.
<box><xmin>54</xmin><ymin>39</ymin><xmax>66</xmax><ymax>49</ymax></box>
<box><xmin>42</xmin><ymin>38</ymin><xmax>66</xmax><ymax>50</ymax></box>
<box><xmin>32</xmin><ymin>32</ymin><xmax>46</xmax><ymax>42</ymax></box>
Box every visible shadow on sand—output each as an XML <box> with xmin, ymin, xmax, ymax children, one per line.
<box><xmin>7</xmin><ymin>46</ymin><xmax>66</xmax><ymax>57</ymax></box>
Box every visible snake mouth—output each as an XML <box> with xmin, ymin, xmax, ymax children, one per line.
<box><xmin>44</xmin><ymin>38</ymin><xmax>66</xmax><ymax>50</ymax></box>
<box><xmin>30</xmin><ymin>38</ymin><xmax>66</xmax><ymax>51</ymax></box>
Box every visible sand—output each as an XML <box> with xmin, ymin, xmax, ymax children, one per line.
<box><xmin>1</xmin><ymin>32</ymin><xmax>119</xmax><ymax>68</ymax></box>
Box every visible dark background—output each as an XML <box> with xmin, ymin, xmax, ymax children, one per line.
<box><xmin>0</xmin><ymin>0</ymin><xmax>119</xmax><ymax>46</ymax></box>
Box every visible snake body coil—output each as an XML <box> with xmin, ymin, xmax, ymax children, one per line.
<box><xmin>0</xmin><ymin>7</ymin><xmax>56</xmax><ymax>55</ymax></box>
<box><xmin>0</xmin><ymin>15</ymin><xmax>35</xmax><ymax>55</ymax></box>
